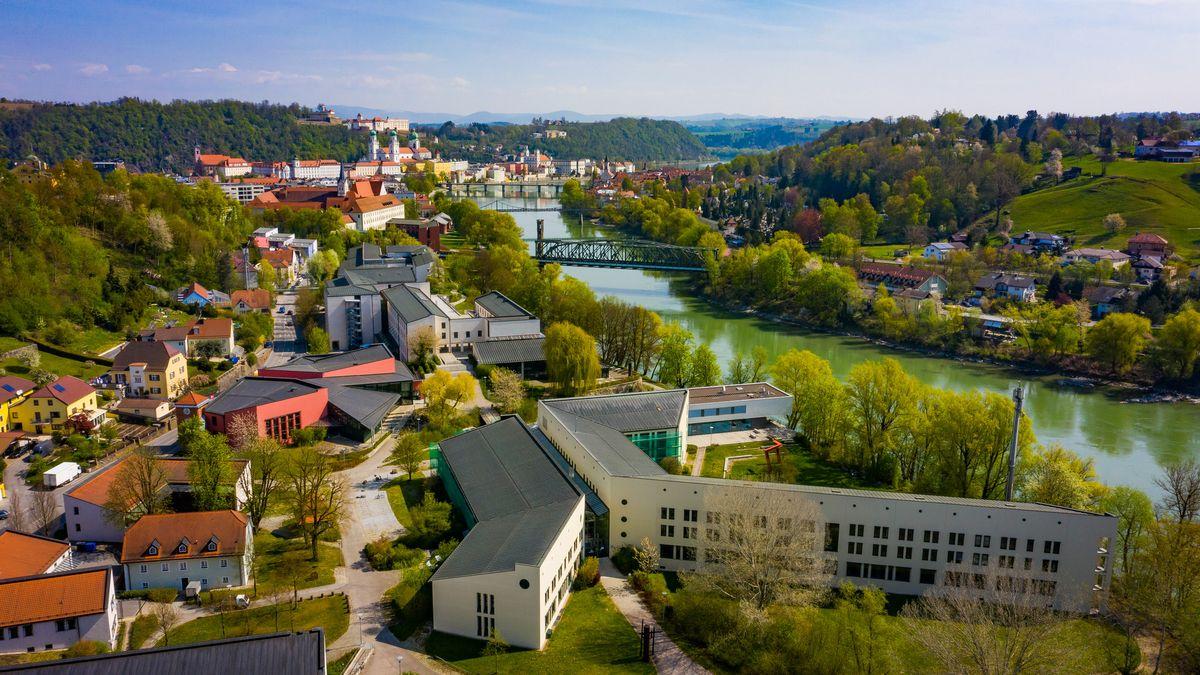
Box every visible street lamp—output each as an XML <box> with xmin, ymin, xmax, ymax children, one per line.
<box><xmin>396</xmin><ymin>655</ymin><xmax>404</xmax><ymax>673</ymax></box>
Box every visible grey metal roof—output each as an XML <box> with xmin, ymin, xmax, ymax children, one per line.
<box><xmin>531</xmin><ymin>427</ymin><xmax>609</xmax><ymax>516</ymax></box>
<box><xmin>204</xmin><ymin>378</ymin><xmax>322</xmax><ymax>415</ymax></box>
<box><xmin>271</xmin><ymin>345</ymin><xmax>396</xmax><ymax>374</ymax></box>
<box><xmin>538</xmin><ymin>405</ymin><xmax>667</xmax><ymax>478</ymax></box>
<box><xmin>325</xmin><ymin>386</ymin><xmax>400</xmax><ymax>431</ymax></box>
<box><xmin>323</xmin><ymin>276</ymin><xmax>377</xmax><ymax>298</ymax></box>
<box><xmin>471</xmin><ymin>336</ymin><xmax>545</xmax><ymax>365</ymax></box>
<box><xmin>0</xmin><ymin>629</ymin><xmax>326</xmax><ymax>674</ymax></box>
<box><xmin>541</xmin><ymin>390</ymin><xmax>686</xmax><ymax>433</ymax></box>
<box><xmin>382</xmin><ymin>284</ymin><xmax>445</xmax><ymax>324</ymax></box>
<box><xmin>342</xmin><ymin>266</ymin><xmax>419</xmax><ymax>286</ymax></box>
<box><xmin>431</xmin><ymin>417</ymin><xmax>583</xmax><ymax>581</ymax></box>
<box><xmin>474</xmin><ymin>291</ymin><xmax>534</xmax><ymax>319</ymax></box>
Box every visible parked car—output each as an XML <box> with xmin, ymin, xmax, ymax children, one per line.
<box><xmin>0</xmin><ymin>509</ymin><xmax>9</xmax><ymax>520</ymax></box>
<box><xmin>278</xmin><ymin>306</ymin><xmax>287</xmax><ymax>314</ymax></box>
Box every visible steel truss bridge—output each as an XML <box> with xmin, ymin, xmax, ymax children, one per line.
<box><xmin>477</xmin><ymin>199</ymin><xmax>562</xmax><ymax>213</ymax></box>
<box><xmin>534</xmin><ymin>238</ymin><xmax>714</xmax><ymax>272</ymax></box>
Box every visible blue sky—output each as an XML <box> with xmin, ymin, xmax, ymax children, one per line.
<box><xmin>1</xmin><ymin>0</ymin><xmax>1197</xmax><ymax>118</ymax></box>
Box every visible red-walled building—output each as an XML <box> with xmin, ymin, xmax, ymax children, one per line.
<box><xmin>204</xmin><ymin>345</ymin><xmax>414</xmax><ymax>443</ymax></box>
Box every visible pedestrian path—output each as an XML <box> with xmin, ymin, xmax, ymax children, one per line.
<box><xmin>597</xmin><ymin>558</ymin><xmax>710</xmax><ymax>675</ymax></box>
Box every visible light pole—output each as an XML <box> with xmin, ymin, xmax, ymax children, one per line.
<box><xmin>396</xmin><ymin>655</ymin><xmax>404</xmax><ymax>673</ymax></box>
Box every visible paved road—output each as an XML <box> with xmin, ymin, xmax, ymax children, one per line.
<box><xmin>598</xmin><ymin>558</ymin><xmax>710</xmax><ymax>675</ymax></box>
<box><xmin>264</xmin><ymin>290</ymin><xmax>300</xmax><ymax>368</ymax></box>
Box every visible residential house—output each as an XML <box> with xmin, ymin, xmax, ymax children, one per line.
<box><xmin>922</xmin><ymin>241</ymin><xmax>967</xmax><ymax>261</ymax></box>
<box><xmin>1063</xmin><ymin>248</ymin><xmax>1130</xmax><ymax>268</ymax></box>
<box><xmin>175</xmin><ymin>282</ymin><xmax>230</xmax><ymax>308</ymax></box>
<box><xmin>342</xmin><ymin>193</ymin><xmax>405</xmax><ymax>232</ymax></box>
<box><xmin>230</xmin><ymin>289</ymin><xmax>272</xmax><ymax>314</ymax></box>
<box><xmin>109</xmin><ymin>341</ymin><xmax>188</xmax><ymax>400</ymax></box>
<box><xmin>1132</xmin><ymin>255</ymin><xmax>1171</xmax><ymax>282</ymax></box>
<box><xmin>855</xmin><ymin>263</ymin><xmax>947</xmax><ymax>297</ymax></box>
<box><xmin>8</xmin><ymin>377</ymin><xmax>102</xmax><ymax>435</ymax></box>
<box><xmin>139</xmin><ymin>318</ymin><xmax>235</xmax><ymax>357</ymax></box>
<box><xmin>1126</xmin><ymin>233</ymin><xmax>1172</xmax><ymax>260</ymax></box>
<box><xmin>0</xmin><ymin>531</ymin><xmax>73</xmax><ymax>579</ymax></box>
<box><xmin>0</xmin><ymin>375</ymin><xmax>36</xmax><ymax>433</ymax></box>
<box><xmin>260</xmin><ymin>248</ymin><xmax>298</xmax><ymax>285</ymax></box>
<box><xmin>204</xmin><ymin>345</ymin><xmax>413</xmax><ymax>443</ymax></box>
<box><xmin>64</xmin><ymin>456</ymin><xmax>251</xmax><ymax>542</ymax></box>
<box><xmin>121</xmin><ymin>511</ymin><xmax>253</xmax><ymax>593</ymax></box>
<box><xmin>174</xmin><ymin>391</ymin><xmax>212</xmax><ymax>425</ymax></box>
<box><xmin>1011</xmin><ymin>232</ymin><xmax>1068</xmax><ymax>255</ymax></box>
<box><xmin>249</xmin><ymin>227</ymin><xmax>318</xmax><ymax>261</ymax></box>
<box><xmin>974</xmin><ymin>272</ymin><xmax>1037</xmax><ymax>302</ymax></box>
<box><xmin>0</xmin><ymin>568</ymin><xmax>118</xmax><ymax>654</ymax></box>
<box><xmin>1083</xmin><ymin>286</ymin><xmax>1135</xmax><ymax>319</ymax></box>
<box><xmin>388</xmin><ymin>218</ymin><xmax>445</xmax><ymax>250</ymax></box>
<box><xmin>112</xmin><ymin>398</ymin><xmax>174</xmax><ymax>424</ymax></box>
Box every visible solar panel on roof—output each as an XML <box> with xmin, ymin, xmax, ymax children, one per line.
<box><xmin>53</xmin><ymin>384</ymin><xmax>65</xmax><ymax>392</ymax></box>
<box><xmin>1</xmin><ymin>384</ymin><xmax>14</xmax><ymax>393</ymax></box>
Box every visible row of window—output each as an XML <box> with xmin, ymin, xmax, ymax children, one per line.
<box><xmin>139</xmin><ymin>559</ymin><xmax>228</xmax><ymax>573</ymax></box>
<box><xmin>944</xmin><ymin>571</ymin><xmax>1058</xmax><ymax>596</ymax></box>
<box><xmin>141</xmin><ymin>577</ymin><xmax>228</xmax><ymax>589</ymax></box>
<box><xmin>687</xmin><ymin>405</ymin><xmax>748</xmax><ymax>419</ymax></box>
<box><xmin>844</xmin><ymin>525</ymin><xmax>1062</xmax><ymax>554</ymax></box>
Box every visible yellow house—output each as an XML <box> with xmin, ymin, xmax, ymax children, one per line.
<box><xmin>109</xmin><ymin>341</ymin><xmax>189</xmax><ymax>400</ymax></box>
<box><xmin>11</xmin><ymin>376</ymin><xmax>102</xmax><ymax>434</ymax></box>
<box><xmin>0</xmin><ymin>375</ymin><xmax>37</xmax><ymax>433</ymax></box>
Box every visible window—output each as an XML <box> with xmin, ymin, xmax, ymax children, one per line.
<box><xmin>179</xmin><ymin>562</ymin><xmax>187</xmax><ymax>571</ymax></box>
<box><xmin>75</xmin><ymin>524</ymin><xmax>80</xmax><ymax>532</ymax></box>
<box><xmin>873</xmin><ymin>526</ymin><xmax>889</xmax><ymax>539</ymax></box>
<box><xmin>22</xmin><ymin>625</ymin><xmax>32</xmax><ymax>637</ymax></box>
<box><xmin>920</xmin><ymin>568</ymin><xmax>936</xmax><ymax>584</ymax></box>
<box><xmin>660</xmin><ymin>507</ymin><xmax>675</xmax><ymax>520</ymax></box>
<box><xmin>1024</xmin><ymin>558</ymin><xmax>1033</xmax><ymax>570</ymax></box>
<box><xmin>201</xmin><ymin>561</ymin><xmax>208</xmax><ymax>569</ymax></box>
<box><xmin>706</xmin><ymin>528</ymin><xmax>720</xmax><ymax>541</ymax></box>
<box><xmin>871</xmin><ymin>544</ymin><xmax>888</xmax><ymax>557</ymax></box>
<box><xmin>142</xmin><ymin>582</ymin><xmax>148</xmax><ymax>589</ymax></box>
<box><xmin>948</xmin><ymin>550</ymin><xmax>963</xmax><ymax>564</ymax></box>
<box><xmin>72</xmin><ymin>507</ymin><xmax>79</xmax><ymax>515</ymax></box>
<box><xmin>453</xmin><ymin>331</ymin><xmax>459</xmax><ymax>339</ymax></box>
<box><xmin>972</xmin><ymin>553</ymin><xmax>989</xmax><ymax>566</ymax></box>
<box><xmin>824</xmin><ymin>523</ymin><xmax>840</xmax><ymax>553</ymax></box>
<box><xmin>140</xmin><ymin>565</ymin><xmax>147</xmax><ymax>573</ymax></box>
<box><xmin>897</xmin><ymin>528</ymin><xmax>914</xmax><ymax>541</ymax></box>
<box><xmin>1027</xmin><ymin>539</ymin><xmax>1035</xmax><ymax>552</ymax></box>
<box><xmin>849</xmin><ymin>524</ymin><xmax>864</xmax><ymax>537</ymax></box>
<box><xmin>923</xmin><ymin>530</ymin><xmax>940</xmax><ymax>544</ymax></box>
<box><xmin>974</xmin><ymin>535</ymin><xmax>991</xmax><ymax>548</ymax></box>
<box><xmin>1000</xmin><ymin>536</ymin><xmax>1017</xmax><ymax>550</ymax></box>
<box><xmin>897</xmin><ymin>546</ymin><xmax>913</xmax><ymax>560</ymax></box>
<box><xmin>161</xmin><ymin>563</ymin><xmax>169</xmax><ymax>572</ymax></box>
<box><xmin>999</xmin><ymin>555</ymin><xmax>1015</xmax><ymax>569</ymax></box>
<box><xmin>894</xmin><ymin>566</ymin><xmax>911</xmax><ymax>583</ymax></box>
<box><xmin>921</xmin><ymin>548</ymin><xmax>938</xmax><ymax>562</ymax></box>
<box><xmin>221</xmin><ymin>560</ymin><xmax>228</xmax><ymax>568</ymax></box>
<box><xmin>659</xmin><ymin>544</ymin><xmax>675</xmax><ymax>560</ymax></box>
<box><xmin>682</xmin><ymin>527</ymin><xmax>697</xmax><ymax>540</ymax></box>
<box><xmin>847</xmin><ymin>541</ymin><xmax>863</xmax><ymax>555</ymax></box>
<box><xmin>1042</xmin><ymin>559</ymin><xmax>1059</xmax><ymax>573</ymax></box>
<box><xmin>706</xmin><ymin>512</ymin><xmax>721</xmax><ymax>525</ymax></box>
<box><xmin>949</xmin><ymin>532</ymin><xmax>965</xmax><ymax>546</ymax></box>
<box><xmin>845</xmin><ymin>562</ymin><xmax>862</xmax><ymax>577</ymax></box>
<box><xmin>222</xmin><ymin>576</ymin><xmax>230</xmax><ymax>584</ymax></box>
<box><xmin>7</xmin><ymin>627</ymin><xmax>16</xmax><ymax>639</ymax></box>
<box><xmin>1044</xmin><ymin>541</ymin><xmax>1061</xmax><ymax>555</ymax></box>
<box><xmin>660</xmin><ymin>525</ymin><xmax>675</xmax><ymax>537</ymax></box>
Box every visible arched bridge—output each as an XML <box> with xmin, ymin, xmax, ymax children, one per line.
<box><xmin>534</xmin><ymin>238</ymin><xmax>716</xmax><ymax>272</ymax></box>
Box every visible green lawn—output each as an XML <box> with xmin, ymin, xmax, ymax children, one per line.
<box><xmin>728</xmin><ymin>445</ymin><xmax>877</xmax><ymax>490</ymax></box>
<box><xmin>251</xmin><ymin>529</ymin><xmax>344</xmax><ymax>596</ymax></box>
<box><xmin>0</xmin><ymin>351</ymin><xmax>108</xmax><ymax>381</ymax></box>
<box><xmin>383</xmin><ymin>477</ymin><xmax>427</xmax><ymax>529</ymax></box>
<box><xmin>995</xmin><ymin>157</ymin><xmax>1200</xmax><ymax>262</ymax></box>
<box><xmin>425</xmin><ymin>585</ymin><xmax>653</xmax><ymax>674</ymax></box>
<box><xmin>327</xmin><ymin>650</ymin><xmax>356</xmax><ymax>675</ymax></box>
<box><xmin>127</xmin><ymin>613</ymin><xmax>160</xmax><ymax>650</ymax></box>
<box><xmin>160</xmin><ymin>595</ymin><xmax>349</xmax><ymax>647</ymax></box>
<box><xmin>699</xmin><ymin>441</ymin><xmax>772</xmax><ymax>478</ymax></box>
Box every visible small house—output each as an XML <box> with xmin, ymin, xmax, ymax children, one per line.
<box><xmin>974</xmin><ymin>272</ymin><xmax>1037</xmax><ymax>302</ymax></box>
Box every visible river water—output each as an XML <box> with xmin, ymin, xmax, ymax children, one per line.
<box><xmin>488</xmin><ymin>197</ymin><xmax>1199</xmax><ymax>497</ymax></box>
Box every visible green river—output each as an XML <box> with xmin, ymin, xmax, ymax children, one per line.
<box><xmin>489</xmin><ymin>197</ymin><xmax>1199</xmax><ymax>496</ymax></box>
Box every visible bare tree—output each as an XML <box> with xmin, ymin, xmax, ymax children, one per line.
<box><xmin>900</xmin><ymin>565</ymin><xmax>1072</xmax><ymax>675</ymax></box>
<box><xmin>30</xmin><ymin>489</ymin><xmax>57</xmax><ymax>535</ymax></box>
<box><xmin>1154</xmin><ymin>459</ymin><xmax>1200</xmax><ymax>523</ymax></box>
<box><xmin>6</xmin><ymin>490</ymin><xmax>29</xmax><ymax>533</ymax></box>
<box><xmin>682</xmin><ymin>488</ymin><xmax>831</xmax><ymax>613</ymax></box>
<box><xmin>153</xmin><ymin>602</ymin><xmax>180</xmax><ymax>647</ymax></box>
<box><xmin>237</xmin><ymin>436</ymin><xmax>282</xmax><ymax>531</ymax></box>
<box><xmin>104</xmin><ymin>449</ymin><xmax>168</xmax><ymax>526</ymax></box>
<box><xmin>285</xmin><ymin>446</ymin><xmax>345</xmax><ymax>561</ymax></box>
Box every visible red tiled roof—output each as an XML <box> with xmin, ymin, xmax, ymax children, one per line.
<box><xmin>0</xmin><ymin>531</ymin><xmax>70</xmax><ymax>579</ymax></box>
<box><xmin>0</xmin><ymin>375</ymin><xmax>36</xmax><ymax>405</ymax></box>
<box><xmin>1128</xmin><ymin>233</ymin><xmax>1168</xmax><ymax>245</ymax></box>
<box><xmin>231</xmin><ymin>289</ymin><xmax>272</xmax><ymax>310</ymax></box>
<box><xmin>857</xmin><ymin>263</ymin><xmax>937</xmax><ymax>287</ymax></box>
<box><xmin>121</xmin><ymin>510</ymin><xmax>249</xmax><ymax>563</ymax></box>
<box><xmin>112</xmin><ymin>340</ymin><xmax>181</xmax><ymax>370</ymax></box>
<box><xmin>31</xmin><ymin>376</ymin><xmax>95</xmax><ymax>404</ymax></box>
<box><xmin>67</xmin><ymin>456</ymin><xmax>247</xmax><ymax>507</ymax></box>
<box><xmin>0</xmin><ymin>569</ymin><xmax>110</xmax><ymax>627</ymax></box>
<box><xmin>175</xmin><ymin>392</ymin><xmax>212</xmax><ymax>407</ymax></box>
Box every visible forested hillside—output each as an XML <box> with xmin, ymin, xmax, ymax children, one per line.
<box><xmin>0</xmin><ymin>99</ymin><xmax>367</xmax><ymax>172</ymax></box>
<box><xmin>684</xmin><ymin>117</ymin><xmax>842</xmax><ymax>157</ymax></box>
<box><xmin>419</xmin><ymin>117</ymin><xmax>709</xmax><ymax>161</ymax></box>
<box><xmin>0</xmin><ymin>161</ymin><xmax>251</xmax><ymax>335</ymax></box>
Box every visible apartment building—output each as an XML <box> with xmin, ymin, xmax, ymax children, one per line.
<box><xmin>109</xmin><ymin>340</ymin><xmax>189</xmax><ymax>400</ymax></box>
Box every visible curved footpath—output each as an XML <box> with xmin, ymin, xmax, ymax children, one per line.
<box><xmin>598</xmin><ymin>558</ymin><xmax>710</xmax><ymax>675</ymax></box>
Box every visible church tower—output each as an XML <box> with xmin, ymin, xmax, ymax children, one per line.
<box><xmin>388</xmin><ymin>129</ymin><xmax>400</xmax><ymax>161</ymax></box>
<box><xmin>409</xmin><ymin>130</ymin><xmax>420</xmax><ymax>151</ymax></box>
<box><xmin>368</xmin><ymin>130</ymin><xmax>380</xmax><ymax>161</ymax></box>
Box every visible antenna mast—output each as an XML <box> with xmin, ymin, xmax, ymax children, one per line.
<box><xmin>1005</xmin><ymin>383</ymin><xmax>1024</xmax><ymax>501</ymax></box>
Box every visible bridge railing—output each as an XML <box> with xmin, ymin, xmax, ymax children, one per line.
<box><xmin>534</xmin><ymin>238</ymin><xmax>716</xmax><ymax>272</ymax></box>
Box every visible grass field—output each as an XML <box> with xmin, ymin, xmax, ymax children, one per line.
<box><xmin>383</xmin><ymin>477</ymin><xmax>427</xmax><ymax>529</ymax></box>
<box><xmin>425</xmin><ymin>585</ymin><xmax>653</xmax><ymax>674</ymax></box>
<box><xmin>699</xmin><ymin>441</ymin><xmax>767</xmax><ymax>478</ymax></box>
<box><xmin>995</xmin><ymin>157</ymin><xmax>1200</xmax><ymax>261</ymax></box>
<box><xmin>0</xmin><ymin>351</ymin><xmax>108</xmax><ymax>380</ymax></box>
<box><xmin>127</xmin><ymin>613</ymin><xmax>160</xmax><ymax>650</ymax></box>
<box><xmin>160</xmin><ymin>595</ymin><xmax>349</xmax><ymax>647</ymax></box>
<box><xmin>728</xmin><ymin>445</ymin><xmax>877</xmax><ymax>489</ymax></box>
<box><xmin>251</xmin><ymin>528</ymin><xmax>344</xmax><ymax>596</ymax></box>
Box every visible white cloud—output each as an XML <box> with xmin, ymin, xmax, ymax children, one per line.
<box><xmin>125</xmin><ymin>64</ymin><xmax>150</xmax><ymax>75</ymax></box>
<box><xmin>450</xmin><ymin>76</ymin><xmax>470</xmax><ymax>89</ymax></box>
<box><xmin>79</xmin><ymin>63</ymin><xmax>108</xmax><ymax>76</ymax></box>
<box><xmin>217</xmin><ymin>62</ymin><xmax>237</xmax><ymax>72</ymax></box>
<box><xmin>32</xmin><ymin>63</ymin><xmax>52</xmax><ymax>72</ymax></box>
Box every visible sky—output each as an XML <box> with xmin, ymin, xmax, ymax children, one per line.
<box><xmin>1</xmin><ymin>0</ymin><xmax>1198</xmax><ymax>119</ymax></box>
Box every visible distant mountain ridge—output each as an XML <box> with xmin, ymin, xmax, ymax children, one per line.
<box><xmin>330</xmin><ymin>104</ymin><xmax>853</xmax><ymax>126</ymax></box>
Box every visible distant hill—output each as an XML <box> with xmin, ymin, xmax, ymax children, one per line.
<box><xmin>684</xmin><ymin>117</ymin><xmax>848</xmax><ymax>157</ymax></box>
<box><xmin>992</xmin><ymin>157</ymin><xmax>1200</xmax><ymax>262</ymax></box>
<box><xmin>0</xmin><ymin>99</ymin><xmax>367</xmax><ymax>173</ymax></box>
<box><xmin>423</xmin><ymin>117</ymin><xmax>709</xmax><ymax>162</ymax></box>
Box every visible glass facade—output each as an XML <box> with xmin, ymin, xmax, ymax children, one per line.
<box><xmin>431</xmin><ymin>444</ymin><xmax>475</xmax><ymax>527</ymax></box>
<box><xmin>626</xmin><ymin>429</ymin><xmax>682</xmax><ymax>461</ymax></box>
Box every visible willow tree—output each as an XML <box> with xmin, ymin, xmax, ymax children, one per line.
<box><xmin>544</xmin><ymin>321</ymin><xmax>600</xmax><ymax>395</ymax></box>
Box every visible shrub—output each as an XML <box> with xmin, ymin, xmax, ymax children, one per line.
<box><xmin>611</xmin><ymin>546</ymin><xmax>636</xmax><ymax>575</ymax></box>
<box><xmin>146</xmin><ymin>587</ymin><xmax>178</xmax><ymax>604</ymax></box>
<box><xmin>630</xmin><ymin>572</ymin><xmax>670</xmax><ymax>615</ymax></box>
<box><xmin>669</xmin><ymin>589</ymin><xmax>743</xmax><ymax>646</ymax></box>
<box><xmin>190</xmin><ymin>373</ymin><xmax>212</xmax><ymax>388</ymax></box>
<box><xmin>659</xmin><ymin>456</ymin><xmax>684</xmax><ymax>475</ymax></box>
<box><xmin>62</xmin><ymin>640</ymin><xmax>109</xmax><ymax>658</ymax></box>
<box><xmin>433</xmin><ymin>538</ymin><xmax>459</xmax><ymax>563</ymax></box>
<box><xmin>573</xmin><ymin>556</ymin><xmax>600</xmax><ymax>589</ymax></box>
<box><xmin>365</xmin><ymin>537</ymin><xmax>425</xmax><ymax>571</ymax></box>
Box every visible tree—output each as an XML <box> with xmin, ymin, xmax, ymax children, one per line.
<box><xmin>655</xmin><ymin>322</ymin><xmax>694</xmax><ymax>387</ymax></box>
<box><xmin>188</xmin><ymin>430</ymin><xmax>233</xmax><ymax>511</ymax></box>
<box><xmin>256</xmin><ymin>259</ymin><xmax>277</xmax><ymax>294</ymax></box>
<box><xmin>104</xmin><ymin>448</ymin><xmax>168</xmax><ymax>526</ymax></box>
<box><xmin>304</xmin><ymin>327</ymin><xmax>330</xmax><ymax>355</ymax></box>
<box><xmin>632</xmin><ymin>537</ymin><xmax>659</xmax><ymax>574</ymax></box>
<box><xmin>901</xmin><ymin>566</ymin><xmax>1071</xmax><ymax>675</ymax></box>
<box><xmin>544</xmin><ymin>321</ymin><xmax>600</xmax><ymax>395</ymax></box>
<box><xmin>1100</xmin><ymin>486</ymin><xmax>1154</xmax><ymax>575</ymax></box>
<box><xmin>771</xmin><ymin>349</ymin><xmax>845</xmax><ymax>452</ymax></box>
<box><xmin>238</xmin><ymin>436</ymin><xmax>283</xmax><ymax>531</ymax></box>
<box><xmin>482</xmin><ymin>629</ymin><xmax>509</xmax><ymax>665</ymax></box>
<box><xmin>819</xmin><ymin>233</ymin><xmax>858</xmax><ymax>260</ymax></box>
<box><xmin>1044</xmin><ymin>148</ymin><xmax>1063</xmax><ymax>182</ymax></box>
<box><xmin>5</xmin><ymin>491</ymin><xmax>27</xmax><ymax>533</ymax></box>
<box><xmin>845</xmin><ymin>359</ymin><xmax>917</xmax><ymax>477</ymax></box>
<box><xmin>835</xmin><ymin>583</ymin><xmax>894</xmax><ymax>675</ymax></box>
<box><xmin>30</xmin><ymin>489</ymin><xmax>57</xmax><ymax>535</ymax></box>
<box><xmin>1019</xmin><ymin>444</ymin><xmax>1106</xmax><ymax>511</ymax></box>
<box><xmin>1154</xmin><ymin>459</ymin><xmax>1200</xmax><ymax>524</ymax></box>
<box><xmin>688</xmin><ymin>344</ymin><xmax>721</xmax><ymax>387</ymax></box>
<box><xmin>390</xmin><ymin>433</ymin><xmax>425</xmax><ymax>480</ymax></box>
<box><xmin>153</xmin><ymin>602</ymin><xmax>180</xmax><ymax>647</ymax></box>
<box><xmin>419</xmin><ymin>369</ymin><xmax>477</xmax><ymax>428</ymax></box>
<box><xmin>1154</xmin><ymin>309</ymin><xmax>1200</xmax><ymax>379</ymax></box>
<box><xmin>285</xmin><ymin>445</ymin><xmax>346</xmax><ymax>561</ymax></box>
<box><xmin>683</xmin><ymin>489</ymin><xmax>830</xmax><ymax>612</ymax></box>
<box><xmin>486</xmin><ymin>367</ymin><xmax>524</xmax><ymax>414</ymax></box>
<box><xmin>1085</xmin><ymin>312</ymin><xmax>1150</xmax><ymax>374</ymax></box>
<box><xmin>407</xmin><ymin>326</ymin><xmax>439</xmax><ymax>374</ymax></box>
<box><xmin>795</xmin><ymin>265</ymin><xmax>860</xmax><ymax>326</ymax></box>
<box><xmin>727</xmin><ymin>351</ymin><xmax>751</xmax><ymax>384</ymax></box>
<box><xmin>1103</xmin><ymin>212</ymin><xmax>1127</xmax><ymax>233</ymax></box>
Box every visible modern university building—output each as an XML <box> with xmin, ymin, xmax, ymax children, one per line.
<box><xmin>429</xmin><ymin>386</ymin><xmax>1117</xmax><ymax>650</ymax></box>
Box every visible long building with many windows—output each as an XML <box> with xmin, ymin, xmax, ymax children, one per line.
<box><xmin>427</xmin><ymin>387</ymin><xmax>1118</xmax><ymax>650</ymax></box>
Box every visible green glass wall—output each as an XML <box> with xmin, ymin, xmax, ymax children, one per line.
<box><xmin>431</xmin><ymin>444</ymin><xmax>475</xmax><ymax>528</ymax></box>
<box><xmin>626</xmin><ymin>429</ymin><xmax>681</xmax><ymax>462</ymax></box>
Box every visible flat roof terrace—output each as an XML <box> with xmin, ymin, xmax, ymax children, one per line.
<box><xmin>688</xmin><ymin>382</ymin><xmax>789</xmax><ymax>405</ymax></box>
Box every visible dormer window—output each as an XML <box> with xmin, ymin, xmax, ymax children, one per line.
<box><xmin>177</xmin><ymin>537</ymin><xmax>190</xmax><ymax>554</ymax></box>
<box><xmin>147</xmin><ymin>545</ymin><xmax>158</xmax><ymax>556</ymax></box>
<box><xmin>206</xmin><ymin>536</ymin><xmax>219</xmax><ymax>552</ymax></box>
